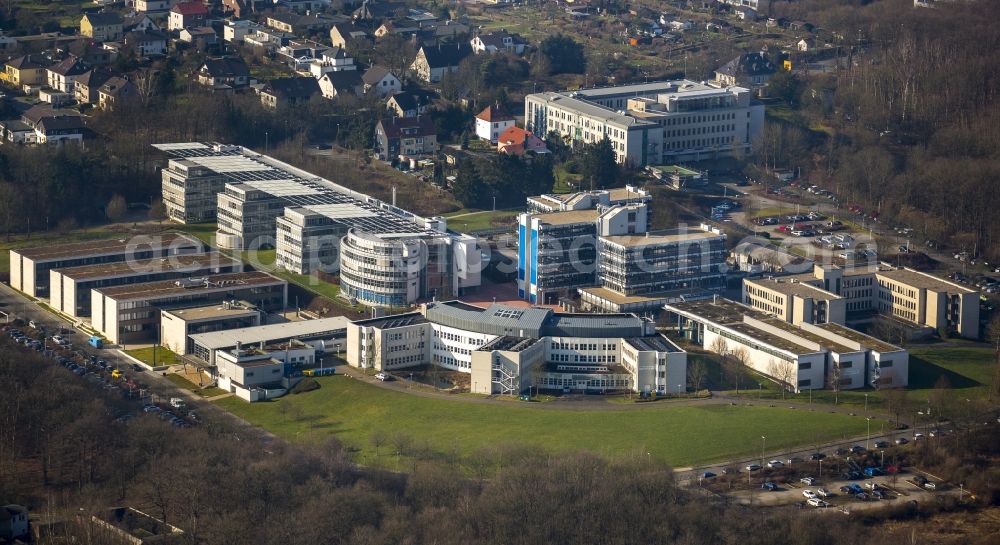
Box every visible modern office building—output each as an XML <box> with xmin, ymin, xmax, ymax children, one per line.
<box><xmin>664</xmin><ymin>297</ymin><xmax>908</xmax><ymax>392</ymax></box>
<box><xmin>345</xmin><ymin>300</ymin><xmax>687</xmax><ymax>395</ymax></box>
<box><xmin>186</xmin><ymin>316</ymin><xmax>349</xmax><ymax>365</ymax></box>
<box><xmin>339</xmin><ymin>228</ymin><xmax>480</xmax><ymax>307</ymax></box>
<box><xmin>742</xmin><ymin>276</ymin><xmax>847</xmax><ymax>325</ymax></box>
<box><xmin>160</xmin><ymin>157</ymin><xmax>229</xmax><ymax>223</ymax></box>
<box><xmin>91</xmin><ymin>271</ymin><xmax>287</xmax><ymax>345</ymax></box>
<box><xmin>10</xmin><ymin>233</ymin><xmax>202</xmax><ymax>298</ymax></box>
<box><xmin>49</xmin><ymin>252</ymin><xmax>242</xmax><ymax>318</ymax></box>
<box><xmin>524</xmin><ymin>80</ymin><xmax>764</xmax><ymax>166</ymax></box>
<box><xmin>526</xmin><ymin>186</ymin><xmax>651</xmax><ymax>214</ymax></box>
<box><xmin>159</xmin><ymin>302</ymin><xmax>264</xmax><ymax>355</ymax></box>
<box><xmin>768</xmin><ymin>265</ymin><xmax>981</xmax><ymax>339</ymax></box>
<box><xmin>154</xmin><ymin>142</ymin><xmax>482</xmax><ymax>307</ymax></box>
<box><xmin>518</xmin><ymin>203</ymin><xmax>647</xmax><ymax>304</ymax></box>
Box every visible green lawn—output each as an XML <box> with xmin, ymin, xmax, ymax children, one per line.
<box><xmin>216</xmin><ymin>376</ymin><xmax>869</xmax><ymax>469</ymax></box>
<box><xmin>126</xmin><ymin>346</ymin><xmax>180</xmax><ymax>367</ymax></box>
<box><xmin>164</xmin><ymin>373</ymin><xmax>223</xmax><ymax>397</ymax></box>
<box><xmin>443</xmin><ymin>210</ymin><xmax>518</xmax><ymax>232</ymax></box>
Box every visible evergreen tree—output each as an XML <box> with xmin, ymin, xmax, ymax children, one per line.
<box><xmin>580</xmin><ymin>137</ymin><xmax>618</xmax><ymax>189</ymax></box>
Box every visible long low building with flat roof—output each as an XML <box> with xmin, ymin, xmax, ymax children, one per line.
<box><xmin>10</xmin><ymin>233</ymin><xmax>202</xmax><ymax>298</ymax></box>
<box><xmin>186</xmin><ymin>315</ymin><xmax>350</xmax><ymax>365</ymax></box>
<box><xmin>346</xmin><ymin>300</ymin><xmax>686</xmax><ymax>395</ymax></box>
<box><xmin>50</xmin><ymin>252</ymin><xmax>243</xmax><ymax>318</ymax></box>
<box><xmin>91</xmin><ymin>271</ymin><xmax>287</xmax><ymax>346</ymax></box>
<box><xmin>663</xmin><ymin>297</ymin><xmax>908</xmax><ymax>392</ymax></box>
<box><xmin>160</xmin><ymin>302</ymin><xmax>265</xmax><ymax>356</ymax></box>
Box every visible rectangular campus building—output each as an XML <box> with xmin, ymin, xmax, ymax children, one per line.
<box><xmin>524</xmin><ymin>80</ymin><xmax>765</xmax><ymax>166</ymax></box>
<box><xmin>49</xmin><ymin>252</ymin><xmax>243</xmax><ymax>318</ymax></box>
<box><xmin>346</xmin><ymin>300</ymin><xmax>687</xmax><ymax>396</ymax></box>
<box><xmin>665</xmin><ymin>297</ymin><xmax>909</xmax><ymax>392</ymax></box>
<box><xmin>10</xmin><ymin>233</ymin><xmax>202</xmax><ymax>298</ymax></box>
<box><xmin>761</xmin><ymin>265</ymin><xmax>981</xmax><ymax>340</ymax></box>
<box><xmin>91</xmin><ymin>271</ymin><xmax>288</xmax><ymax>346</ymax></box>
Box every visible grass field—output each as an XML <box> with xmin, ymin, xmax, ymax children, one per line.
<box><xmin>164</xmin><ymin>373</ymin><xmax>225</xmax><ymax>397</ymax></box>
<box><xmin>216</xmin><ymin>376</ymin><xmax>869</xmax><ymax>469</ymax></box>
<box><xmin>126</xmin><ymin>346</ymin><xmax>180</xmax><ymax>367</ymax></box>
<box><xmin>442</xmin><ymin>210</ymin><xmax>518</xmax><ymax>232</ymax></box>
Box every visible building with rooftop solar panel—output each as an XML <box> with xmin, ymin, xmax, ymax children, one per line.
<box><xmin>154</xmin><ymin>143</ymin><xmax>482</xmax><ymax>307</ymax></box>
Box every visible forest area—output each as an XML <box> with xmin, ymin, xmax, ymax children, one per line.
<box><xmin>748</xmin><ymin>0</ymin><xmax>1000</xmax><ymax>261</ymax></box>
<box><xmin>2</xmin><ymin>338</ymin><xmax>999</xmax><ymax>545</ymax></box>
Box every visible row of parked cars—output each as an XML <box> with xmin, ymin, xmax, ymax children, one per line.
<box><xmin>4</xmin><ymin>322</ymin><xmax>199</xmax><ymax>430</ymax></box>
<box><xmin>949</xmin><ymin>271</ymin><xmax>1000</xmax><ymax>294</ymax></box>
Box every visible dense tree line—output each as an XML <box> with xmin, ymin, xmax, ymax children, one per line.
<box><xmin>755</xmin><ymin>0</ymin><xmax>1000</xmax><ymax>260</ymax></box>
<box><xmin>451</xmin><ymin>153</ymin><xmax>554</xmax><ymax>209</ymax></box>
<box><xmin>4</xmin><ymin>339</ymin><xmax>999</xmax><ymax>545</ymax></box>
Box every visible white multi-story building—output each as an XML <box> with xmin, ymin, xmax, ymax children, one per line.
<box><xmin>524</xmin><ymin>80</ymin><xmax>764</xmax><ymax>166</ymax></box>
<box><xmin>768</xmin><ymin>265</ymin><xmax>981</xmax><ymax>340</ymax></box>
<box><xmin>665</xmin><ymin>297</ymin><xmax>908</xmax><ymax>392</ymax></box>
<box><xmin>155</xmin><ymin>142</ymin><xmax>483</xmax><ymax>308</ymax></box>
<box><xmin>346</xmin><ymin>301</ymin><xmax>687</xmax><ymax>395</ymax></box>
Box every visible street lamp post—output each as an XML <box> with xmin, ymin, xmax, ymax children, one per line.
<box><xmin>761</xmin><ymin>435</ymin><xmax>767</xmax><ymax>468</ymax></box>
<box><xmin>865</xmin><ymin>393</ymin><xmax>869</xmax><ymax>413</ymax></box>
<box><xmin>677</xmin><ymin>383</ymin><xmax>683</xmax><ymax>396</ymax></box>
<box><xmin>865</xmin><ymin>417</ymin><xmax>872</xmax><ymax>450</ymax></box>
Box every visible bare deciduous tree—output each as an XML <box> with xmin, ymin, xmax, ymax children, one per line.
<box><xmin>105</xmin><ymin>194</ymin><xmax>127</xmax><ymax>222</ymax></box>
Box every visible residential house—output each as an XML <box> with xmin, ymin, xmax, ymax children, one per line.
<box><xmin>224</xmin><ymin>19</ymin><xmax>262</xmax><ymax>43</ymax></box>
<box><xmin>123</xmin><ymin>13</ymin><xmax>160</xmax><ymax>33</ymax></box>
<box><xmin>244</xmin><ymin>27</ymin><xmax>294</xmax><ymax>51</ymax></box>
<box><xmin>125</xmin><ymin>30</ymin><xmax>169</xmax><ymax>56</ymax></box>
<box><xmin>497</xmin><ymin>126</ymin><xmax>548</xmax><ymax>156</ymax></box>
<box><xmin>360</xmin><ymin>66</ymin><xmax>400</xmax><ymax>97</ymax></box>
<box><xmin>330</xmin><ymin>22</ymin><xmax>368</xmax><ymax>48</ymax></box>
<box><xmin>2</xmin><ymin>55</ymin><xmax>47</xmax><ymax>87</ymax></box>
<box><xmin>222</xmin><ymin>0</ymin><xmax>268</xmax><ymax>17</ymax></box>
<box><xmin>20</xmin><ymin>105</ymin><xmax>86</xmax><ymax>144</ymax></box>
<box><xmin>168</xmin><ymin>2</ymin><xmax>209</xmax><ymax>32</ymax></box>
<box><xmin>266</xmin><ymin>12</ymin><xmax>337</xmax><ymax>35</ymax></box>
<box><xmin>411</xmin><ymin>43</ymin><xmax>472</xmax><ymax>83</ymax></box>
<box><xmin>277</xmin><ymin>39</ymin><xmax>332</xmax><ymax>71</ymax></box>
<box><xmin>0</xmin><ymin>505</ymin><xmax>29</xmax><ymax>543</ymax></box>
<box><xmin>374</xmin><ymin>20</ymin><xmax>420</xmax><ymax>39</ymax></box>
<box><xmin>470</xmin><ymin>30</ymin><xmax>527</xmax><ymax>55</ymax></box>
<box><xmin>353</xmin><ymin>0</ymin><xmax>406</xmax><ymax>22</ymax></box>
<box><xmin>260</xmin><ymin>77</ymin><xmax>321</xmax><ymax>108</ymax></box>
<box><xmin>197</xmin><ymin>57</ymin><xmax>251</xmax><ymax>91</ymax></box>
<box><xmin>474</xmin><ymin>104</ymin><xmax>514</xmax><ymax>143</ymax></box>
<box><xmin>375</xmin><ymin>116</ymin><xmax>437</xmax><ymax>161</ymax></box>
<box><xmin>47</xmin><ymin>56</ymin><xmax>90</xmax><ymax>93</ymax></box>
<box><xmin>99</xmin><ymin>76</ymin><xmax>139</xmax><ymax>110</ymax></box>
<box><xmin>81</xmin><ymin>12</ymin><xmax>124</xmax><ymax>42</ymax></box>
<box><xmin>714</xmin><ymin>49</ymin><xmax>777</xmax><ymax>95</ymax></box>
<box><xmin>180</xmin><ymin>26</ymin><xmax>219</xmax><ymax>46</ymax></box>
<box><xmin>0</xmin><ymin>32</ymin><xmax>16</xmax><ymax>51</ymax></box>
<box><xmin>318</xmin><ymin>70</ymin><xmax>363</xmax><ymax>99</ymax></box>
<box><xmin>307</xmin><ymin>47</ymin><xmax>356</xmax><ymax>77</ymax></box>
<box><xmin>82</xmin><ymin>43</ymin><xmax>116</xmax><ymax>66</ymax></box>
<box><xmin>386</xmin><ymin>89</ymin><xmax>436</xmax><ymax>117</ymax></box>
<box><xmin>416</xmin><ymin>20</ymin><xmax>470</xmax><ymax>45</ymax></box>
<box><xmin>74</xmin><ymin>68</ymin><xmax>114</xmax><ymax>104</ymax></box>
<box><xmin>136</xmin><ymin>0</ymin><xmax>175</xmax><ymax>13</ymax></box>
<box><xmin>797</xmin><ymin>38</ymin><xmax>809</xmax><ymax>52</ymax></box>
